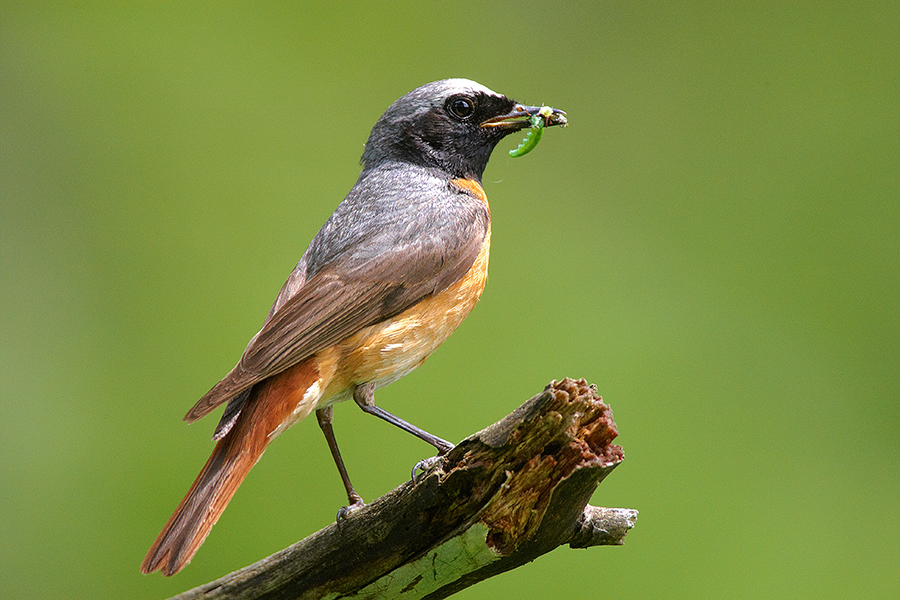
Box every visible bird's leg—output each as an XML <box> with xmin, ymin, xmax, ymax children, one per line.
<box><xmin>352</xmin><ymin>383</ymin><xmax>454</xmax><ymax>454</ymax></box>
<box><xmin>315</xmin><ymin>406</ymin><xmax>364</xmax><ymax>519</ymax></box>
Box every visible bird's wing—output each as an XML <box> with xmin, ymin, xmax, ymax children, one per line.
<box><xmin>183</xmin><ymin>201</ymin><xmax>488</xmax><ymax>426</ymax></box>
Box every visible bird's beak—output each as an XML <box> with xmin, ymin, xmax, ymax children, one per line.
<box><xmin>480</xmin><ymin>104</ymin><xmax>567</xmax><ymax>130</ymax></box>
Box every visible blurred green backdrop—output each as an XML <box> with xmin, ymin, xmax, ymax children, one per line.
<box><xmin>2</xmin><ymin>2</ymin><xmax>898</xmax><ymax>599</ymax></box>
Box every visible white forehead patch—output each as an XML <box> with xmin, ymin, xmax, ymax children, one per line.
<box><xmin>437</xmin><ymin>78</ymin><xmax>502</xmax><ymax>99</ymax></box>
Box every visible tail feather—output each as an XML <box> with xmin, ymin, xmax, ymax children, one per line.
<box><xmin>140</xmin><ymin>433</ymin><xmax>260</xmax><ymax>575</ymax></box>
<box><xmin>141</xmin><ymin>357</ymin><xmax>321</xmax><ymax>576</ymax></box>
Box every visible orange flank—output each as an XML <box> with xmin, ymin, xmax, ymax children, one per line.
<box><xmin>322</xmin><ymin>223</ymin><xmax>491</xmax><ymax>404</ymax></box>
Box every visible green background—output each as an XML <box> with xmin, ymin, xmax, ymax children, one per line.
<box><xmin>2</xmin><ymin>2</ymin><xmax>898</xmax><ymax>598</ymax></box>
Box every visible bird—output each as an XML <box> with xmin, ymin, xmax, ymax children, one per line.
<box><xmin>140</xmin><ymin>78</ymin><xmax>566</xmax><ymax>576</ymax></box>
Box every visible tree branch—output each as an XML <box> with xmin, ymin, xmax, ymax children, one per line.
<box><xmin>169</xmin><ymin>378</ymin><xmax>636</xmax><ymax>600</ymax></box>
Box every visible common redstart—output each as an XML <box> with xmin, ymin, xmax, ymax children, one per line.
<box><xmin>141</xmin><ymin>79</ymin><xmax>566</xmax><ymax>575</ymax></box>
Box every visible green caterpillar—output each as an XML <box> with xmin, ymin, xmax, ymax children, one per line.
<box><xmin>510</xmin><ymin>106</ymin><xmax>558</xmax><ymax>158</ymax></box>
<box><xmin>509</xmin><ymin>114</ymin><xmax>545</xmax><ymax>158</ymax></box>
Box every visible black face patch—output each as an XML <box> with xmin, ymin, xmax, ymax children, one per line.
<box><xmin>469</xmin><ymin>92</ymin><xmax>517</xmax><ymax>125</ymax></box>
<box><xmin>362</xmin><ymin>84</ymin><xmax>524</xmax><ymax>180</ymax></box>
<box><xmin>425</xmin><ymin>92</ymin><xmax>520</xmax><ymax>160</ymax></box>
<box><xmin>419</xmin><ymin>110</ymin><xmax>452</xmax><ymax>151</ymax></box>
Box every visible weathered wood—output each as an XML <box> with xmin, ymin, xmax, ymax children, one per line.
<box><xmin>169</xmin><ymin>378</ymin><xmax>635</xmax><ymax>600</ymax></box>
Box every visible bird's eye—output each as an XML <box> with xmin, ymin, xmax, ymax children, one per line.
<box><xmin>447</xmin><ymin>95</ymin><xmax>476</xmax><ymax>120</ymax></box>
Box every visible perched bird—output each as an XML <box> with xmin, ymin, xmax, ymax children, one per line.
<box><xmin>141</xmin><ymin>78</ymin><xmax>566</xmax><ymax>575</ymax></box>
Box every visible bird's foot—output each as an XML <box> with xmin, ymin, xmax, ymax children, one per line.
<box><xmin>336</xmin><ymin>494</ymin><xmax>365</xmax><ymax>521</ymax></box>
<box><xmin>411</xmin><ymin>454</ymin><xmax>447</xmax><ymax>484</ymax></box>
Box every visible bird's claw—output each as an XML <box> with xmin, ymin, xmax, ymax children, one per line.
<box><xmin>336</xmin><ymin>496</ymin><xmax>365</xmax><ymax>521</ymax></box>
<box><xmin>411</xmin><ymin>455</ymin><xmax>446</xmax><ymax>484</ymax></box>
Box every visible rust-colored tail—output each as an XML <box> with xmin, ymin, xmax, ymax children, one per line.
<box><xmin>140</xmin><ymin>430</ymin><xmax>259</xmax><ymax>575</ymax></box>
<box><xmin>141</xmin><ymin>358</ymin><xmax>319</xmax><ymax>576</ymax></box>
